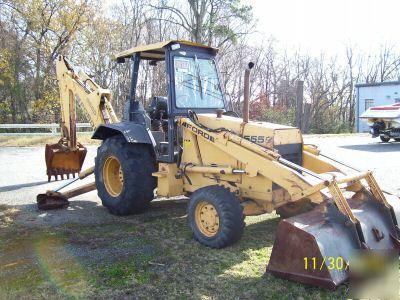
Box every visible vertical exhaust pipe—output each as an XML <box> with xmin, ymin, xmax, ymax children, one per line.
<box><xmin>243</xmin><ymin>62</ymin><xmax>254</xmax><ymax>123</ymax></box>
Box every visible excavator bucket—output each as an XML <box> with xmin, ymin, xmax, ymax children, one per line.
<box><xmin>45</xmin><ymin>140</ymin><xmax>87</xmax><ymax>181</ymax></box>
<box><xmin>267</xmin><ymin>190</ymin><xmax>400</xmax><ymax>289</ymax></box>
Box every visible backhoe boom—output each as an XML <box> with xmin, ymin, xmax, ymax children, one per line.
<box><xmin>45</xmin><ymin>56</ymin><xmax>119</xmax><ymax>181</ymax></box>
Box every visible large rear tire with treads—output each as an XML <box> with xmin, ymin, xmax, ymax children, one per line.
<box><xmin>95</xmin><ymin>135</ymin><xmax>156</xmax><ymax>215</ymax></box>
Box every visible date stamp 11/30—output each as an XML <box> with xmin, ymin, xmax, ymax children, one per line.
<box><xmin>303</xmin><ymin>256</ymin><xmax>349</xmax><ymax>271</ymax></box>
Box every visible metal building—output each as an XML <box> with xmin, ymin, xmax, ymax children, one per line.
<box><xmin>355</xmin><ymin>81</ymin><xmax>400</xmax><ymax>132</ymax></box>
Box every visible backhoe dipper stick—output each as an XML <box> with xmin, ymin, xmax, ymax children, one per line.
<box><xmin>52</xmin><ymin>165</ymin><xmax>95</xmax><ymax>192</ymax></box>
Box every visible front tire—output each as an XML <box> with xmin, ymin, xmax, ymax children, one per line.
<box><xmin>95</xmin><ymin>135</ymin><xmax>156</xmax><ymax>215</ymax></box>
<box><xmin>188</xmin><ymin>186</ymin><xmax>245</xmax><ymax>248</ymax></box>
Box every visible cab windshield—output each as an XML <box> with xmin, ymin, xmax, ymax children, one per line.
<box><xmin>173</xmin><ymin>56</ymin><xmax>224</xmax><ymax>109</ymax></box>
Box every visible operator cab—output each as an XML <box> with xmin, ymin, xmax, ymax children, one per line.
<box><xmin>114</xmin><ymin>40</ymin><xmax>226</xmax><ymax>163</ymax></box>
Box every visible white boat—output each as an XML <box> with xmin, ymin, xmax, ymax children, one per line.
<box><xmin>359</xmin><ymin>103</ymin><xmax>400</xmax><ymax>142</ymax></box>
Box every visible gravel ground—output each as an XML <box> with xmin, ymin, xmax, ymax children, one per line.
<box><xmin>304</xmin><ymin>134</ymin><xmax>400</xmax><ymax>196</ymax></box>
<box><xmin>0</xmin><ymin>134</ymin><xmax>399</xmax><ymax>227</ymax></box>
<box><xmin>0</xmin><ymin>145</ymin><xmax>114</xmax><ymax>226</ymax></box>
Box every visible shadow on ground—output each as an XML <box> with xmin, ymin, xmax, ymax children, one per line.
<box><xmin>0</xmin><ymin>181</ymin><xmax>49</xmax><ymax>192</ymax></box>
<box><xmin>340</xmin><ymin>142</ymin><xmax>400</xmax><ymax>153</ymax></box>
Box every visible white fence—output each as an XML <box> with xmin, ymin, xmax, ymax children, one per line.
<box><xmin>0</xmin><ymin>123</ymin><xmax>92</xmax><ymax>136</ymax></box>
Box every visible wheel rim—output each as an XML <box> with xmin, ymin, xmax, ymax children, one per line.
<box><xmin>195</xmin><ymin>201</ymin><xmax>220</xmax><ymax>237</ymax></box>
<box><xmin>103</xmin><ymin>156</ymin><xmax>123</xmax><ymax>197</ymax></box>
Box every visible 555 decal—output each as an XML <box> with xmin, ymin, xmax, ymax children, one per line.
<box><xmin>243</xmin><ymin>135</ymin><xmax>271</xmax><ymax>144</ymax></box>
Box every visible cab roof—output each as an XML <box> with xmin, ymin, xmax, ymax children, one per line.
<box><xmin>113</xmin><ymin>40</ymin><xmax>218</xmax><ymax>61</ymax></box>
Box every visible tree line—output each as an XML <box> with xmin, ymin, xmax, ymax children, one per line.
<box><xmin>1</xmin><ymin>0</ymin><xmax>400</xmax><ymax>133</ymax></box>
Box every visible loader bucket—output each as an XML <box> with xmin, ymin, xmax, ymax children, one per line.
<box><xmin>267</xmin><ymin>191</ymin><xmax>400</xmax><ymax>289</ymax></box>
<box><xmin>45</xmin><ymin>141</ymin><xmax>87</xmax><ymax>181</ymax></box>
<box><xmin>37</xmin><ymin>191</ymin><xmax>69</xmax><ymax>210</ymax></box>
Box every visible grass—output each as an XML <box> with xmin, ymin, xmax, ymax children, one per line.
<box><xmin>0</xmin><ymin>133</ymin><xmax>100</xmax><ymax>147</ymax></box>
<box><xmin>0</xmin><ymin>201</ymin><xmax>349</xmax><ymax>299</ymax></box>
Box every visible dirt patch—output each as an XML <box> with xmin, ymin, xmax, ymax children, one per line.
<box><xmin>0</xmin><ymin>205</ymin><xmax>20</xmax><ymax>228</ymax></box>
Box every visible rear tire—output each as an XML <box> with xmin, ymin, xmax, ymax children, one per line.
<box><xmin>394</xmin><ymin>138</ymin><xmax>400</xmax><ymax>142</ymax></box>
<box><xmin>188</xmin><ymin>185</ymin><xmax>245</xmax><ymax>248</ymax></box>
<box><xmin>95</xmin><ymin>135</ymin><xmax>156</xmax><ymax>215</ymax></box>
<box><xmin>380</xmin><ymin>136</ymin><xmax>390</xmax><ymax>142</ymax></box>
<box><xmin>276</xmin><ymin>198</ymin><xmax>315</xmax><ymax>219</ymax></box>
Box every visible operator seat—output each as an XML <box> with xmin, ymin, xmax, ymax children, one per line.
<box><xmin>147</xmin><ymin>96</ymin><xmax>168</xmax><ymax>132</ymax></box>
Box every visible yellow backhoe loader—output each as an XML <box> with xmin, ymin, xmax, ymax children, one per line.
<box><xmin>38</xmin><ymin>40</ymin><xmax>400</xmax><ymax>289</ymax></box>
<box><xmin>45</xmin><ymin>56</ymin><xmax>119</xmax><ymax>181</ymax></box>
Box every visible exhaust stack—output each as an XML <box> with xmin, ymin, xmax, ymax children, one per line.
<box><xmin>242</xmin><ymin>62</ymin><xmax>254</xmax><ymax>123</ymax></box>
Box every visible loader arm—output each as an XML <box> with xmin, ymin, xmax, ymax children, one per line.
<box><xmin>177</xmin><ymin>117</ymin><xmax>324</xmax><ymax>203</ymax></box>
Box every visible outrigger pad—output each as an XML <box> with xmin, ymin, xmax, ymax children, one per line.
<box><xmin>45</xmin><ymin>141</ymin><xmax>87</xmax><ymax>181</ymax></box>
<box><xmin>37</xmin><ymin>191</ymin><xmax>69</xmax><ymax>210</ymax></box>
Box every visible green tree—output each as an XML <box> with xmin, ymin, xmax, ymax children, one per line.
<box><xmin>0</xmin><ymin>0</ymin><xmax>94</xmax><ymax>123</ymax></box>
<box><xmin>152</xmin><ymin>0</ymin><xmax>253</xmax><ymax>46</ymax></box>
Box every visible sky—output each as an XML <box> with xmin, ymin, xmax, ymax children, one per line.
<box><xmin>244</xmin><ymin>0</ymin><xmax>400</xmax><ymax>56</ymax></box>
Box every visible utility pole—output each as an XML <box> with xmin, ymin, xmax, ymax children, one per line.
<box><xmin>295</xmin><ymin>80</ymin><xmax>304</xmax><ymax>129</ymax></box>
<box><xmin>301</xmin><ymin>103</ymin><xmax>311</xmax><ymax>134</ymax></box>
